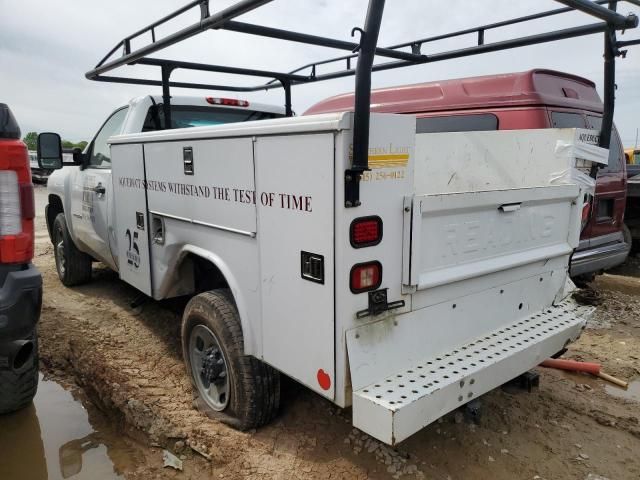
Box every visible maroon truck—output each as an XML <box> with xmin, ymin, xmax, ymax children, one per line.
<box><xmin>306</xmin><ymin>69</ymin><xmax>630</xmax><ymax>279</ymax></box>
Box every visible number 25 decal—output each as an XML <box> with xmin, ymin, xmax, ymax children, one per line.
<box><xmin>125</xmin><ymin>228</ymin><xmax>141</xmax><ymax>269</ymax></box>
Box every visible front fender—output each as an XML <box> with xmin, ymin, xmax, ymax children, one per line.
<box><xmin>46</xmin><ymin>167</ymin><xmax>83</xmax><ymax>248</ymax></box>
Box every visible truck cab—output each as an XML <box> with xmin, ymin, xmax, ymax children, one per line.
<box><xmin>44</xmin><ymin>95</ymin><xmax>285</xmax><ymax>281</ymax></box>
<box><xmin>305</xmin><ymin>69</ymin><xmax>630</xmax><ymax>279</ymax></box>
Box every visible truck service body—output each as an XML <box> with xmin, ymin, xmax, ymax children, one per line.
<box><xmin>37</xmin><ymin>0</ymin><xmax>639</xmax><ymax>446</ymax></box>
<box><xmin>46</xmin><ymin>105</ymin><xmax>606</xmax><ymax>444</ymax></box>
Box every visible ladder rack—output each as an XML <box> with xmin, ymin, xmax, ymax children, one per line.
<box><xmin>86</xmin><ymin>0</ymin><xmax>639</xmax><ymax>208</ymax></box>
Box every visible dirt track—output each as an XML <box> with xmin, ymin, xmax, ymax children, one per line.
<box><xmin>34</xmin><ymin>187</ymin><xmax>640</xmax><ymax>480</ymax></box>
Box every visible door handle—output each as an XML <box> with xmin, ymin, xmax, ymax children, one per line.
<box><xmin>92</xmin><ymin>184</ymin><xmax>106</xmax><ymax>195</ymax></box>
<box><xmin>499</xmin><ymin>203</ymin><xmax>521</xmax><ymax>212</ymax></box>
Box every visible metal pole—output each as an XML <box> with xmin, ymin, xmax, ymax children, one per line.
<box><xmin>280</xmin><ymin>79</ymin><xmax>293</xmax><ymax>117</ymax></box>
<box><xmin>161</xmin><ymin>65</ymin><xmax>173</xmax><ymax>130</ymax></box>
<box><xmin>599</xmin><ymin>1</ymin><xmax>618</xmax><ymax>150</ymax></box>
<box><xmin>345</xmin><ymin>0</ymin><xmax>386</xmax><ymax>208</ymax></box>
<box><xmin>352</xmin><ymin>0</ymin><xmax>385</xmax><ymax>172</ymax></box>
<box><xmin>555</xmin><ymin>0</ymin><xmax>637</xmax><ymax>28</ymax></box>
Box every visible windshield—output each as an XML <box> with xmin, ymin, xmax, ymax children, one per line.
<box><xmin>143</xmin><ymin>105</ymin><xmax>281</xmax><ymax>131</ymax></box>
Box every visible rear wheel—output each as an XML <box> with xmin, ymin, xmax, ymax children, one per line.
<box><xmin>182</xmin><ymin>290</ymin><xmax>280</xmax><ymax>430</ymax></box>
<box><xmin>0</xmin><ymin>332</ymin><xmax>39</xmax><ymax>414</ymax></box>
<box><xmin>52</xmin><ymin>213</ymin><xmax>92</xmax><ymax>286</ymax></box>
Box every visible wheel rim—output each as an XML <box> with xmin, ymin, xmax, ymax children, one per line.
<box><xmin>55</xmin><ymin>225</ymin><xmax>66</xmax><ymax>276</ymax></box>
<box><xmin>189</xmin><ymin>324</ymin><xmax>230</xmax><ymax>411</ymax></box>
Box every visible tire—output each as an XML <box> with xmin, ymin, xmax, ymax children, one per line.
<box><xmin>0</xmin><ymin>332</ymin><xmax>39</xmax><ymax>414</ymax></box>
<box><xmin>182</xmin><ymin>290</ymin><xmax>280</xmax><ymax>430</ymax></box>
<box><xmin>52</xmin><ymin>213</ymin><xmax>92</xmax><ymax>286</ymax></box>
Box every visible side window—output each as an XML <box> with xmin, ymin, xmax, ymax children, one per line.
<box><xmin>586</xmin><ymin>116</ymin><xmax>623</xmax><ymax>174</ymax></box>
<box><xmin>635</xmin><ymin>151</ymin><xmax>640</xmax><ymax>165</ymax></box>
<box><xmin>89</xmin><ymin>107</ymin><xmax>129</xmax><ymax>168</ymax></box>
<box><xmin>415</xmin><ymin>114</ymin><xmax>498</xmax><ymax>134</ymax></box>
<box><xmin>550</xmin><ymin>111</ymin><xmax>586</xmax><ymax>128</ymax></box>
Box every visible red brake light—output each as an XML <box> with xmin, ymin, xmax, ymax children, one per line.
<box><xmin>350</xmin><ymin>261</ymin><xmax>382</xmax><ymax>293</ymax></box>
<box><xmin>205</xmin><ymin>97</ymin><xmax>249</xmax><ymax>107</ymax></box>
<box><xmin>350</xmin><ymin>216</ymin><xmax>383</xmax><ymax>248</ymax></box>
<box><xmin>0</xmin><ymin>139</ymin><xmax>34</xmax><ymax>263</ymax></box>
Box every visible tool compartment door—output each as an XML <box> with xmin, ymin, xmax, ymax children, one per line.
<box><xmin>110</xmin><ymin>143</ymin><xmax>152</xmax><ymax>296</ymax></box>
<box><xmin>254</xmin><ymin>133</ymin><xmax>335</xmax><ymax>399</ymax></box>
<box><xmin>405</xmin><ymin>185</ymin><xmax>580</xmax><ymax>291</ymax></box>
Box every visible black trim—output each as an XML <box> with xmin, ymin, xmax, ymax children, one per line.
<box><xmin>349</xmin><ymin>260</ymin><xmax>382</xmax><ymax>294</ymax></box>
<box><xmin>350</xmin><ymin>215</ymin><xmax>383</xmax><ymax>248</ymax></box>
<box><xmin>0</xmin><ymin>264</ymin><xmax>42</xmax><ymax>347</ymax></box>
<box><xmin>0</xmin><ymin>104</ymin><xmax>21</xmax><ymax>139</ymax></box>
<box><xmin>301</xmin><ymin>251</ymin><xmax>325</xmax><ymax>284</ymax></box>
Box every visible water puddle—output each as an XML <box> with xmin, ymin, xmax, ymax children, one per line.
<box><xmin>605</xmin><ymin>378</ymin><xmax>640</xmax><ymax>403</ymax></box>
<box><xmin>0</xmin><ymin>373</ymin><xmax>143</xmax><ymax>480</ymax></box>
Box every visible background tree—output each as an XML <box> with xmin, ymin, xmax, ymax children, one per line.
<box><xmin>23</xmin><ymin>132</ymin><xmax>87</xmax><ymax>151</ymax></box>
<box><xmin>22</xmin><ymin>131</ymin><xmax>38</xmax><ymax>150</ymax></box>
<box><xmin>62</xmin><ymin>140</ymin><xmax>88</xmax><ymax>150</ymax></box>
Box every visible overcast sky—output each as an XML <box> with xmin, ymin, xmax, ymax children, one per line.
<box><xmin>1</xmin><ymin>0</ymin><xmax>639</xmax><ymax>145</ymax></box>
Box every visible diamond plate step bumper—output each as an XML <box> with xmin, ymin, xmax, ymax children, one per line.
<box><xmin>352</xmin><ymin>299</ymin><xmax>593</xmax><ymax>445</ymax></box>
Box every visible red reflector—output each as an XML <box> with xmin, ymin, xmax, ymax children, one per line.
<box><xmin>581</xmin><ymin>202</ymin><xmax>591</xmax><ymax>222</ymax></box>
<box><xmin>20</xmin><ymin>183</ymin><xmax>35</xmax><ymax>220</ymax></box>
<box><xmin>581</xmin><ymin>201</ymin><xmax>591</xmax><ymax>232</ymax></box>
<box><xmin>350</xmin><ymin>216</ymin><xmax>383</xmax><ymax>248</ymax></box>
<box><xmin>350</xmin><ymin>261</ymin><xmax>382</xmax><ymax>293</ymax></box>
<box><xmin>205</xmin><ymin>97</ymin><xmax>249</xmax><ymax>107</ymax></box>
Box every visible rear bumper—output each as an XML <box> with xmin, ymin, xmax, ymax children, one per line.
<box><xmin>350</xmin><ymin>298</ymin><xmax>592</xmax><ymax>445</ymax></box>
<box><xmin>0</xmin><ymin>264</ymin><xmax>42</xmax><ymax>365</ymax></box>
<box><xmin>570</xmin><ymin>232</ymin><xmax>630</xmax><ymax>277</ymax></box>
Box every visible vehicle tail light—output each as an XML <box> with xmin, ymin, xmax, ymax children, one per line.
<box><xmin>581</xmin><ymin>199</ymin><xmax>591</xmax><ymax>231</ymax></box>
<box><xmin>350</xmin><ymin>261</ymin><xmax>382</xmax><ymax>293</ymax></box>
<box><xmin>0</xmin><ymin>171</ymin><xmax>21</xmax><ymax>235</ymax></box>
<box><xmin>205</xmin><ymin>97</ymin><xmax>249</xmax><ymax>107</ymax></box>
<box><xmin>350</xmin><ymin>216</ymin><xmax>382</xmax><ymax>248</ymax></box>
<box><xmin>0</xmin><ymin>140</ymin><xmax>34</xmax><ymax>263</ymax></box>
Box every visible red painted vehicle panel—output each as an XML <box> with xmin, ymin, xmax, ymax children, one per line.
<box><xmin>306</xmin><ymin>69</ymin><xmax>629</xmax><ymax>277</ymax></box>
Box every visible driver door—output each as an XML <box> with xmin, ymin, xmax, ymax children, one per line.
<box><xmin>71</xmin><ymin>107</ymin><xmax>129</xmax><ymax>269</ymax></box>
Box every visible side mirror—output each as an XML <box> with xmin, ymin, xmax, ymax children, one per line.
<box><xmin>37</xmin><ymin>132</ymin><xmax>63</xmax><ymax>170</ymax></box>
<box><xmin>72</xmin><ymin>147</ymin><xmax>82</xmax><ymax>164</ymax></box>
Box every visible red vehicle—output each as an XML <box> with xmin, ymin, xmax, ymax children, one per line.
<box><xmin>306</xmin><ymin>69</ymin><xmax>630</xmax><ymax>279</ymax></box>
<box><xmin>0</xmin><ymin>103</ymin><xmax>41</xmax><ymax>414</ymax></box>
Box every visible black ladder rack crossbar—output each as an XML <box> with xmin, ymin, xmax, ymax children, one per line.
<box><xmin>86</xmin><ymin>0</ymin><xmax>639</xmax><ymax>207</ymax></box>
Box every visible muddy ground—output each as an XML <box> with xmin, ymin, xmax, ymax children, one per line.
<box><xmin>34</xmin><ymin>186</ymin><xmax>640</xmax><ymax>480</ymax></box>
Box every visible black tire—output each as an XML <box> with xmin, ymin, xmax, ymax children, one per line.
<box><xmin>52</xmin><ymin>213</ymin><xmax>92</xmax><ymax>286</ymax></box>
<box><xmin>182</xmin><ymin>290</ymin><xmax>280</xmax><ymax>430</ymax></box>
<box><xmin>0</xmin><ymin>332</ymin><xmax>39</xmax><ymax>414</ymax></box>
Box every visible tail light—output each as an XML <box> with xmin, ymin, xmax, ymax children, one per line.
<box><xmin>581</xmin><ymin>197</ymin><xmax>591</xmax><ymax>232</ymax></box>
<box><xmin>205</xmin><ymin>97</ymin><xmax>249</xmax><ymax>107</ymax></box>
<box><xmin>350</xmin><ymin>216</ymin><xmax>383</xmax><ymax>248</ymax></box>
<box><xmin>350</xmin><ymin>261</ymin><xmax>382</xmax><ymax>293</ymax></box>
<box><xmin>0</xmin><ymin>171</ymin><xmax>20</xmax><ymax>235</ymax></box>
<box><xmin>0</xmin><ymin>140</ymin><xmax>34</xmax><ymax>263</ymax></box>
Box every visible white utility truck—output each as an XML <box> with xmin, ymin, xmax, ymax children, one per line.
<box><xmin>36</xmin><ymin>0</ymin><xmax>638</xmax><ymax>445</ymax></box>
